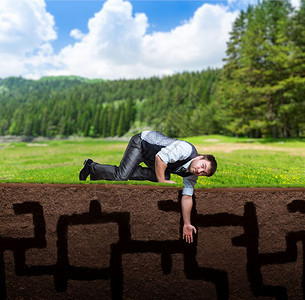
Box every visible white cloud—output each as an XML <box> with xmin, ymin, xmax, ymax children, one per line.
<box><xmin>141</xmin><ymin>4</ymin><xmax>238</xmax><ymax>72</ymax></box>
<box><xmin>48</xmin><ymin>0</ymin><xmax>238</xmax><ymax>79</ymax></box>
<box><xmin>52</xmin><ymin>0</ymin><xmax>150</xmax><ymax>79</ymax></box>
<box><xmin>0</xmin><ymin>0</ymin><xmax>56</xmax><ymax>77</ymax></box>
<box><xmin>1</xmin><ymin>0</ymin><xmax>302</xmax><ymax>80</ymax></box>
<box><xmin>0</xmin><ymin>0</ymin><xmax>238</xmax><ymax>79</ymax></box>
<box><xmin>70</xmin><ymin>29</ymin><xmax>85</xmax><ymax>41</ymax></box>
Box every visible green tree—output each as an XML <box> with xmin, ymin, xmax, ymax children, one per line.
<box><xmin>218</xmin><ymin>0</ymin><xmax>303</xmax><ymax>138</ymax></box>
<box><xmin>116</xmin><ymin>104</ymin><xmax>126</xmax><ymax>137</ymax></box>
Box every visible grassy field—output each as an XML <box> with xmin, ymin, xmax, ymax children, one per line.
<box><xmin>0</xmin><ymin>135</ymin><xmax>304</xmax><ymax>188</ymax></box>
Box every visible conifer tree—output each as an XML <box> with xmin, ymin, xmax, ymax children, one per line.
<box><xmin>116</xmin><ymin>104</ymin><xmax>126</xmax><ymax>137</ymax></box>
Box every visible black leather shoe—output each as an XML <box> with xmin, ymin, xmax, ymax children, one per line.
<box><xmin>79</xmin><ymin>158</ymin><xmax>93</xmax><ymax>181</ymax></box>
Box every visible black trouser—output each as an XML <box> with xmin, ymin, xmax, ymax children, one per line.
<box><xmin>90</xmin><ymin>133</ymin><xmax>162</xmax><ymax>182</ymax></box>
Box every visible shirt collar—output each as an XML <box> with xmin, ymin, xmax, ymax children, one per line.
<box><xmin>183</xmin><ymin>158</ymin><xmax>194</xmax><ymax>171</ymax></box>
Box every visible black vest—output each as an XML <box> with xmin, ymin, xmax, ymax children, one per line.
<box><xmin>140</xmin><ymin>132</ymin><xmax>198</xmax><ymax>177</ymax></box>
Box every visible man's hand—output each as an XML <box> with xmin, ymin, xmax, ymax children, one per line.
<box><xmin>181</xmin><ymin>194</ymin><xmax>196</xmax><ymax>243</ymax></box>
<box><xmin>183</xmin><ymin>224</ymin><xmax>197</xmax><ymax>243</ymax></box>
<box><xmin>162</xmin><ymin>180</ymin><xmax>177</xmax><ymax>184</ymax></box>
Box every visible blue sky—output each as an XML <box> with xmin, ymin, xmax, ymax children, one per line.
<box><xmin>0</xmin><ymin>0</ymin><xmax>300</xmax><ymax>80</ymax></box>
<box><xmin>46</xmin><ymin>1</ymin><xmax>208</xmax><ymax>52</ymax></box>
<box><xmin>45</xmin><ymin>0</ymin><xmax>238</xmax><ymax>52</ymax></box>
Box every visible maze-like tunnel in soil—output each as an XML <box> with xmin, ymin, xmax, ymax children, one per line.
<box><xmin>1</xmin><ymin>183</ymin><xmax>305</xmax><ymax>299</ymax></box>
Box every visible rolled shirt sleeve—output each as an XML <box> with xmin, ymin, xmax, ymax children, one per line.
<box><xmin>182</xmin><ymin>175</ymin><xmax>198</xmax><ymax>196</ymax></box>
<box><xmin>157</xmin><ymin>141</ymin><xmax>192</xmax><ymax>164</ymax></box>
<box><xmin>156</xmin><ymin>139</ymin><xmax>197</xmax><ymax>195</ymax></box>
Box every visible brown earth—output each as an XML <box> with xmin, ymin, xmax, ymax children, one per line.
<box><xmin>1</xmin><ymin>183</ymin><xmax>305</xmax><ymax>300</ymax></box>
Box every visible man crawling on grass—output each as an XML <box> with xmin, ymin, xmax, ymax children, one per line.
<box><xmin>79</xmin><ymin>131</ymin><xmax>217</xmax><ymax>243</ymax></box>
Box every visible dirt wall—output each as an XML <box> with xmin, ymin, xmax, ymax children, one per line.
<box><xmin>1</xmin><ymin>183</ymin><xmax>305</xmax><ymax>299</ymax></box>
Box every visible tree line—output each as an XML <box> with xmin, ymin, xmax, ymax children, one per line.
<box><xmin>0</xmin><ymin>0</ymin><xmax>304</xmax><ymax>139</ymax></box>
<box><xmin>0</xmin><ymin>71</ymin><xmax>218</xmax><ymax>138</ymax></box>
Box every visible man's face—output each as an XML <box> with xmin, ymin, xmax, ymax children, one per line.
<box><xmin>189</xmin><ymin>157</ymin><xmax>211</xmax><ymax>176</ymax></box>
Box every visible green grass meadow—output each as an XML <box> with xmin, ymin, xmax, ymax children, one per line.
<box><xmin>0</xmin><ymin>135</ymin><xmax>304</xmax><ymax>188</ymax></box>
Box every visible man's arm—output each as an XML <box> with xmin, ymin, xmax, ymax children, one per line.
<box><xmin>155</xmin><ymin>141</ymin><xmax>191</xmax><ymax>184</ymax></box>
<box><xmin>181</xmin><ymin>194</ymin><xmax>197</xmax><ymax>243</ymax></box>
<box><xmin>155</xmin><ymin>154</ymin><xmax>176</xmax><ymax>183</ymax></box>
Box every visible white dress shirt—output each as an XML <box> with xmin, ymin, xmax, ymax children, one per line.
<box><xmin>141</xmin><ymin>131</ymin><xmax>197</xmax><ymax>196</ymax></box>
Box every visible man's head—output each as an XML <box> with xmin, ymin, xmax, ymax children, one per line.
<box><xmin>189</xmin><ymin>154</ymin><xmax>217</xmax><ymax>177</ymax></box>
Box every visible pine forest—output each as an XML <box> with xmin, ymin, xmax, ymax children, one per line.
<box><xmin>0</xmin><ymin>0</ymin><xmax>305</xmax><ymax>139</ymax></box>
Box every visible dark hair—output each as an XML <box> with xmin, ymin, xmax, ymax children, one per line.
<box><xmin>200</xmin><ymin>154</ymin><xmax>217</xmax><ymax>177</ymax></box>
